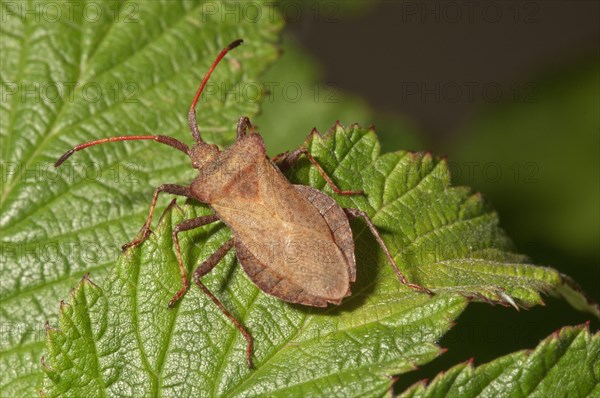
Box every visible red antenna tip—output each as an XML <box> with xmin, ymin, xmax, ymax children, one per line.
<box><xmin>227</xmin><ymin>39</ymin><xmax>243</xmax><ymax>50</ymax></box>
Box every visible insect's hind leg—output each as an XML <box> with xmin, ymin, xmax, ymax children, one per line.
<box><xmin>122</xmin><ymin>184</ymin><xmax>193</xmax><ymax>251</ymax></box>
<box><xmin>343</xmin><ymin>208</ymin><xmax>434</xmax><ymax>295</ymax></box>
<box><xmin>191</xmin><ymin>238</ymin><xmax>254</xmax><ymax>368</ymax></box>
<box><xmin>169</xmin><ymin>214</ymin><xmax>220</xmax><ymax>308</ymax></box>
<box><xmin>274</xmin><ymin>145</ymin><xmax>363</xmax><ymax>196</ymax></box>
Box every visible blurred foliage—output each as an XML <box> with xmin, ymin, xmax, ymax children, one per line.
<box><xmin>448</xmin><ymin>57</ymin><xmax>599</xmax><ymax>303</ymax></box>
<box><xmin>254</xmin><ymin>35</ymin><xmax>425</xmax><ymax>156</ymax></box>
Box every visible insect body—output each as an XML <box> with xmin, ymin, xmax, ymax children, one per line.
<box><xmin>194</xmin><ymin>131</ymin><xmax>354</xmax><ymax>306</ymax></box>
<box><xmin>55</xmin><ymin>39</ymin><xmax>432</xmax><ymax>368</ymax></box>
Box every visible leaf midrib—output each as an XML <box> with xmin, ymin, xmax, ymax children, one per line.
<box><xmin>1</xmin><ymin>9</ymin><xmax>31</xmax><ymax>199</ymax></box>
<box><xmin>80</xmin><ymin>282</ymin><xmax>107</xmax><ymax>397</ymax></box>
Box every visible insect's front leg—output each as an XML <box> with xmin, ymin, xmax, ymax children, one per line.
<box><xmin>122</xmin><ymin>184</ymin><xmax>193</xmax><ymax>251</ymax></box>
<box><xmin>169</xmin><ymin>214</ymin><xmax>220</xmax><ymax>308</ymax></box>
<box><xmin>274</xmin><ymin>147</ymin><xmax>364</xmax><ymax>196</ymax></box>
<box><xmin>343</xmin><ymin>208</ymin><xmax>434</xmax><ymax>296</ymax></box>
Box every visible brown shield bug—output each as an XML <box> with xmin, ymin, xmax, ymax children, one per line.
<box><xmin>55</xmin><ymin>39</ymin><xmax>433</xmax><ymax>368</ymax></box>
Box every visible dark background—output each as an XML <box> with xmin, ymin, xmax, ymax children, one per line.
<box><xmin>287</xmin><ymin>0</ymin><xmax>598</xmax><ymax>138</ymax></box>
<box><xmin>270</xmin><ymin>0</ymin><xmax>599</xmax><ymax>391</ymax></box>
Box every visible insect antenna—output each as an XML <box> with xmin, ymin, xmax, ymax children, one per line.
<box><xmin>188</xmin><ymin>39</ymin><xmax>243</xmax><ymax>143</ymax></box>
<box><xmin>54</xmin><ymin>135</ymin><xmax>190</xmax><ymax>167</ymax></box>
<box><xmin>54</xmin><ymin>39</ymin><xmax>243</xmax><ymax>168</ymax></box>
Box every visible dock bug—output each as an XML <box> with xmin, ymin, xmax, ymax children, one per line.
<box><xmin>55</xmin><ymin>39</ymin><xmax>433</xmax><ymax>368</ymax></box>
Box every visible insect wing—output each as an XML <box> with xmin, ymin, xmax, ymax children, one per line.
<box><xmin>211</xmin><ymin>160</ymin><xmax>351</xmax><ymax>302</ymax></box>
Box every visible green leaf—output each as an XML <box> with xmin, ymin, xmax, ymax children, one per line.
<box><xmin>41</xmin><ymin>124</ymin><xmax>596</xmax><ymax>396</ymax></box>
<box><xmin>0</xmin><ymin>1</ymin><xmax>282</xmax><ymax>395</ymax></box>
<box><xmin>297</xmin><ymin>125</ymin><xmax>598</xmax><ymax>315</ymax></box>
<box><xmin>399</xmin><ymin>324</ymin><xmax>600</xmax><ymax>398</ymax></box>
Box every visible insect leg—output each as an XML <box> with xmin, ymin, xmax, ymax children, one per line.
<box><xmin>343</xmin><ymin>208</ymin><xmax>434</xmax><ymax>295</ymax></box>
<box><xmin>169</xmin><ymin>214</ymin><xmax>220</xmax><ymax>308</ymax></box>
<box><xmin>122</xmin><ymin>184</ymin><xmax>193</xmax><ymax>251</ymax></box>
<box><xmin>275</xmin><ymin>148</ymin><xmax>364</xmax><ymax>195</ymax></box>
<box><xmin>191</xmin><ymin>239</ymin><xmax>254</xmax><ymax>368</ymax></box>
